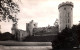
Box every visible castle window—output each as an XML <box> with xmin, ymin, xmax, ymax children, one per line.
<box><xmin>68</xmin><ymin>19</ymin><xmax>69</xmax><ymax>23</ymax></box>
<box><xmin>64</xmin><ymin>8</ymin><xmax>66</xmax><ymax>10</ymax></box>
<box><xmin>68</xmin><ymin>13</ymin><xmax>69</xmax><ymax>17</ymax></box>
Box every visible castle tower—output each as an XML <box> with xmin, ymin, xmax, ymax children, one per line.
<box><xmin>58</xmin><ymin>1</ymin><xmax>74</xmax><ymax>32</ymax></box>
<box><xmin>11</xmin><ymin>17</ymin><xmax>18</xmax><ymax>34</ymax></box>
<box><xmin>26</xmin><ymin>20</ymin><xmax>35</xmax><ymax>36</ymax></box>
<box><xmin>11</xmin><ymin>23</ymin><xmax>17</xmax><ymax>34</ymax></box>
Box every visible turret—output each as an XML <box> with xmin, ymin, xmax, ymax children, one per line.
<box><xmin>58</xmin><ymin>1</ymin><xmax>74</xmax><ymax>32</ymax></box>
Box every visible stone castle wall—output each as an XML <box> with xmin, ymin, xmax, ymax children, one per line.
<box><xmin>33</xmin><ymin>26</ymin><xmax>58</xmax><ymax>36</ymax></box>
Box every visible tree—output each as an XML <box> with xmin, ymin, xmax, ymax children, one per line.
<box><xmin>0</xmin><ymin>0</ymin><xmax>20</xmax><ymax>22</ymax></box>
<box><xmin>0</xmin><ymin>0</ymin><xmax>20</xmax><ymax>34</ymax></box>
<box><xmin>52</xmin><ymin>27</ymin><xmax>79</xmax><ymax>50</ymax></box>
<box><xmin>0</xmin><ymin>32</ymin><xmax>15</xmax><ymax>41</ymax></box>
<box><xmin>73</xmin><ymin>24</ymin><xmax>80</xmax><ymax>43</ymax></box>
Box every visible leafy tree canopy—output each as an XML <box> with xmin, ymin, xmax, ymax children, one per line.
<box><xmin>52</xmin><ymin>25</ymin><xmax>80</xmax><ymax>49</ymax></box>
<box><xmin>0</xmin><ymin>0</ymin><xmax>20</xmax><ymax>22</ymax></box>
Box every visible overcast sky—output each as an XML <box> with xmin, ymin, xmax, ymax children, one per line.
<box><xmin>0</xmin><ymin>0</ymin><xmax>80</xmax><ymax>33</ymax></box>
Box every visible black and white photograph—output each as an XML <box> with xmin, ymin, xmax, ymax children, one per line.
<box><xmin>0</xmin><ymin>0</ymin><xmax>80</xmax><ymax>50</ymax></box>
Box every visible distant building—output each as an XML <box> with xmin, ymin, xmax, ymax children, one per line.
<box><xmin>58</xmin><ymin>1</ymin><xmax>74</xmax><ymax>32</ymax></box>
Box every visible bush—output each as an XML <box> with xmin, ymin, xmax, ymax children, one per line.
<box><xmin>52</xmin><ymin>27</ymin><xmax>79</xmax><ymax>50</ymax></box>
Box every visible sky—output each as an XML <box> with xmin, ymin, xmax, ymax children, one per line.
<box><xmin>0</xmin><ymin>0</ymin><xmax>80</xmax><ymax>33</ymax></box>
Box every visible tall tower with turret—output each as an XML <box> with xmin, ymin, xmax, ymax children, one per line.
<box><xmin>58</xmin><ymin>1</ymin><xmax>74</xmax><ymax>32</ymax></box>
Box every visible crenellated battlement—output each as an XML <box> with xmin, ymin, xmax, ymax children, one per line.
<box><xmin>58</xmin><ymin>1</ymin><xmax>73</xmax><ymax>9</ymax></box>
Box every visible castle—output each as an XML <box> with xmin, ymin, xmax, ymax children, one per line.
<box><xmin>11</xmin><ymin>20</ymin><xmax>37</xmax><ymax>41</ymax></box>
<box><xmin>11</xmin><ymin>20</ymin><xmax>58</xmax><ymax>41</ymax></box>
<box><xmin>11</xmin><ymin>1</ymin><xmax>74</xmax><ymax>41</ymax></box>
